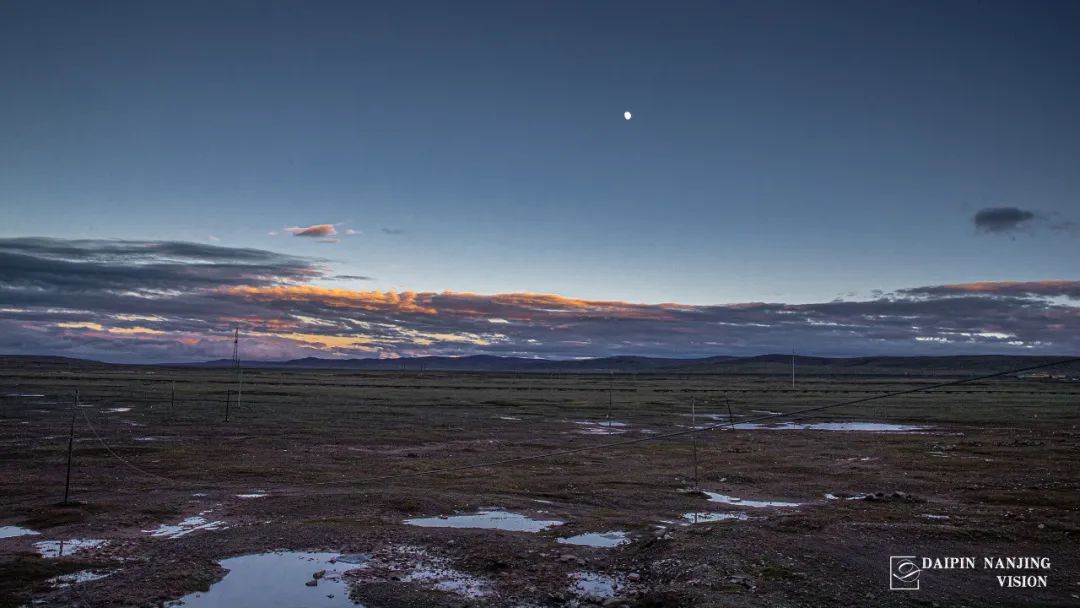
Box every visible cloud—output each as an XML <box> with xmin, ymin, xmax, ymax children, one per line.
<box><xmin>973</xmin><ymin>207</ymin><xmax>1036</xmax><ymax>234</ymax></box>
<box><xmin>1</xmin><ymin>238</ymin><xmax>1078</xmax><ymax>362</ymax></box>
<box><xmin>329</xmin><ymin>274</ymin><xmax>375</xmax><ymax>281</ymax></box>
<box><xmin>381</xmin><ymin>227</ymin><xmax>405</xmax><ymax>235</ymax></box>
<box><xmin>345</xmin><ymin>229</ymin><xmax>361</xmax><ymax>236</ymax></box>
<box><xmin>286</xmin><ymin>224</ymin><xmax>337</xmax><ymax>238</ymax></box>
<box><xmin>899</xmin><ymin>280</ymin><xmax>1080</xmax><ymax>300</ymax></box>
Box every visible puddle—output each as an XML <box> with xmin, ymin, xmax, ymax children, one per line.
<box><xmin>404</xmin><ymin>510</ymin><xmax>563</xmax><ymax>532</ymax></box>
<box><xmin>144</xmin><ymin>516</ymin><xmax>227</xmax><ymax>539</ymax></box>
<box><xmin>704</xmin><ymin>492</ymin><xmax>801</xmax><ymax>508</ymax></box>
<box><xmin>5</xmin><ymin>393</ymin><xmax>45</xmax><ymax>398</ymax></box>
<box><xmin>922</xmin><ymin>514</ymin><xmax>950</xmax><ymax>520</ymax></box>
<box><xmin>495</xmin><ymin>416</ymin><xmax>521</xmax><ymax>421</ymax></box>
<box><xmin>236</xmin><ymin>492</ymin><xmax>269</xmax><ymax>499</ymax></box>
<box><xmin>825</xmin><ymin>493</ymin><xmax>870</xmax><ymax>501</ymax></box>
<box><xmin>557</xmin><ymin>531</ymin><xmax>630</xmax><ymax>548</ymax></box>
<box><xmin>105</xmin><ymin>407</ymin><xmax>131</xmax><ymax>413</ymax></box>
<box><xmin>682</xmin><ymin>512</ymin><xmax>749</xmax><ymax>524</ymax></box>
<box><xmin>570</xmin><ymin>572</ymin><xmax>623</xmax><ymax>600</ymax></box>
<box><xmin>732</xmin><ymin>421</ymin><xmax>922</xmax><ymax>432</ymax></box>
<box><xmin>168</xmin><ymin>551</ymin><xmax>356</xmax><ymax>607</ymax></box>
<box><xmin>354</xmin><ymin>545</ymin><xmax>490</xmax><ymax>599</ymax></box>
<box><xmin>0</xmin><ymin>525</ymin><xmax>40</xmax><ymax>539</ymax></box>
<box><xmin>35</xmin><ymin>539</ymin><xmax>108</xmax><ymax>558</ymax></box>
<box><xmin>751</xmin><ymin>410</ymin><xmax>783</xmax><ymax>415</ymax></box>
<box><xmin>571</xmin><ymin>421</ymin><xmax>627</xmax><ymax>435</ymax></box>
<box><xmin>48</xmin><ymin>570</ymin><xmax>114</xmax><ymax>587</ymax></box>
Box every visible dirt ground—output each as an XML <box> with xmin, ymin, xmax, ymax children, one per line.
<box><xmin>1</xmin><ymin>363</ymin><xmax>1078</xmax><ymax>607</ymax></box>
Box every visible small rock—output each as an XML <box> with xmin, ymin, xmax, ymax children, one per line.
<box><xmin>313</xmin><ymin>570</ymin><xmax>326</xmax><ymax>579</ymax></box>
<box><xmin>304</xmin><ymin>580</ymin><xmax>317</xmax><ymax>587</ymax></box>
<box><xmin>627</xmin><ymin>572</ymin><xmax>641</xmax><ymax>582</ymax></box>
<box><xmin>559</xmin><ymin>553</ymin><xmax>578</xmax><ymax>563</ymax></box>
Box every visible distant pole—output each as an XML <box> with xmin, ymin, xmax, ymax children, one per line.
<box><xmin>170</xmin><ymin>381</ymin><xmax>175</xmax><ymax>420</ymax></box>
<box><xmin>691</xmin><ymin>397</ymin><xmax>699</xmax><ymax>491</ymax></box>
<box><xmin>232</xmin><ymin>327</ymin><xmax>242</xmax><ymax>410</ymax></box>
<box><xmin>725</xmin><ymin>395</ymin><xmax>736</xmax><ymax>431</ymax></box>
<box><xmin>224</xmin><ymin>389</ymin><xmax>231</xmax><ymax>423</ymax></box>
<box><xmin>791</xmin><ymin>347</ymin><xmax>796</xmax><ymax>389</ymax></box>
<box><xmin>607</xmin><ymin>371</ymin><xmax>614</xmax><ymax>428</ymax></box>
<box><xmin>63</xmin><ymin>390</ymin><xmax>78</xmax><ymax>504</ymax></box>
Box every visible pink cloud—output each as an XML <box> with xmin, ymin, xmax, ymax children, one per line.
<box><xmin>285</xmin><ymin>224</ymin><xmax>337</xmax><ymax>238</ymax></box>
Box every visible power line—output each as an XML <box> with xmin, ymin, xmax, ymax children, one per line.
<box><xmin>303</xmin><ymin>355</ymin><xmax>1080</xmax><ymax>487</ymax></box>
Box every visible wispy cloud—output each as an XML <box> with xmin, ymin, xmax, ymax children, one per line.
<box><xmin>1</xmin><ymin>238</ymin><xmax>1077</xmax><ymax>362</ymax></box>
<box><xmin>381</xmin><ymin>227</ymin><xmax>405</xmax><ymax>235</ymax></box>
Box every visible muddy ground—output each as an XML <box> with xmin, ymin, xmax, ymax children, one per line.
<box><xmin>0</xmin><ymin>364</ymin><xmax>1077</xmax><ymax>607</ymax></box>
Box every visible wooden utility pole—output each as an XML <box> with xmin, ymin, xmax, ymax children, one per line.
<box><xmin>170</xmin><ymin>381</ymin><xmax>175</xmax><ymax>420</ymax></box>
<box><xmin>691</xmin><ymin>397</ymin><xmax>699</xmax><ymax>491</ymax></box>
<box><xmin>791</xmin><ymin>347</ymin><xmax>796</xmax><ymax>389</ymax></box>
<box><xmin>224</xmin><ymin>390</ymin><xmax>231</xmax><ymax>423</ymax></box>
<box><xmin>63</xmin><ymin>390</ymin><xmax>78</xmax><ymax>505</ymax></box>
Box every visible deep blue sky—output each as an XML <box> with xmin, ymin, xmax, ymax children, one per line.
<box><xmin>2</xmin><ymin>0</ymin><xmax>1078</xmax><ymax>305</ymax></box>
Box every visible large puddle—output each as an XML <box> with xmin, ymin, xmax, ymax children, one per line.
<box><xmin>557</xmin><ymin>531</ymin><xmax>630</xmax><ymax>548</ymax></box>
<box><xmin>704</xmin><ymin>492</ymin><xmax>801</xmax><ymax>508</ymax></box>
<box><xmin>35</xmin><ymin>539</ymin><xmax>108</xmax><ymax>558</ymax></box>
<box><xmin>169</xmin><ymin>551</ymin><xmax>357</xmax><ymax>607</ymax></box>
<box><xmin>0</xmin><ymin>525</ymin><xmax>40</xmax><ymax>539</ymax></box>
<box><xmin>404</xmin><ymin>510</ymin><xmax>563</xmax><ymax>532</ymax></box>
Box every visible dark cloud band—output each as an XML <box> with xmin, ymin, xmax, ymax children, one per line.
<box><xmin>0</xmin><ymin>238</ymin><xmax>1076</xmax><ymax>362</ymax></box>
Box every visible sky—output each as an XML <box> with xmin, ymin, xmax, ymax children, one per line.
<box><xmin>1</xmin><ymin>1</ymin><xmax>1078</xmax><ymax>361</ymax></box>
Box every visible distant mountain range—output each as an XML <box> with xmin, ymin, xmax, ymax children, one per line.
<box><xmin>3</xmin><ymin>353</ymin><xmax>1078</xmax><ymax>376</ymax></box>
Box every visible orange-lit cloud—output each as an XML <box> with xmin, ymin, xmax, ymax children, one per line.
<box><xmin>4</xmin><ymin>238</ymin><xmax>1079</xmax><ymax>362</ymax></box>
<box><xmin>286</xmin><ymin>224</ymin><xmax>337</xmax><ymax>238</ymax></box>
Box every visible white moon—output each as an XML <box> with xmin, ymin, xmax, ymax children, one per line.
<box><xmin>624</xmin><ymin>111</ymin><xmax>632</xmax><ymax>120</ymax></box>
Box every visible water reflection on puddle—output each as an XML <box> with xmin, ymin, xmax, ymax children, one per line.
<box><xmin>49</xmin><ymin>570</ymin><xmax>114</xmax><ymax>587</ymax></box>
<box><xmin>704</xmin><ymin>492</ymin><xmax>801</xmax><ymax>508</ymax></box>
<box><xmin>733</xmin><ymin>421</ymin><xmax>922</xmax><ymax>432</ymax></box>
<box><xmin>35</xmin><ymin>539</ymin><xmax>107</xmax><ymax>558</ymax></box>
<box><xmin>0</xmin><ymin>525</ymin><xmax>39</xmax><ymax>539</ymax></box>
<box><xmin>570</xmin><ymin>572</ymin><xmax>622</xmax><ymax>600</ymax></box>
<box><xmin>557</xmin><ymin>531</ymin><xmax>630</xmax><ymax>548</ymax></box>
<box><xmin>682</xmin><ymin>512</ymin><xmax>749</xmax><ymax>524</ymax></box>
<box><xmin>404</xmin><ymin>510</ymin><xmax>563</xmax><ymax>532</ymax></box>
<box><xmin>353</xmin><ymin>545</ymin><xmax>491</xmax><ymax>599</ymax></box>
<box><xmin>145</xmin><ymin>515</ymin><xmax>227</xmax><ymax>539</ymax></box>
<box><xmin>169</xmin><ymin>552</ymin><xmax>357</xmax><ymax>607</ymax></box>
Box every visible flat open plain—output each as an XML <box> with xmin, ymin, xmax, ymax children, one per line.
<box><xmin>1</xmin><ymin>362</ymin><xmax>1077</xmax><ymax>607</ymax></box>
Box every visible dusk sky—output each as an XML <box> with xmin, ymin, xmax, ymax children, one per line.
<box><xmin>2</xmin><ymin>1</ymin><xmax>1078</xmax><ymax>361</ymax></box>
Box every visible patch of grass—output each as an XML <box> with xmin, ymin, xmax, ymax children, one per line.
<box><xmin>0</xmin><ymin>555</ymin><xmax>96</xmax><ymax>608</ymax></box>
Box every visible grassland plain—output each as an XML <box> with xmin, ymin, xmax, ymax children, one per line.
<box><xmin>0</xmin><ymin>361</ymin><xmax>1077</xmax><ymax>607</ymax></box>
